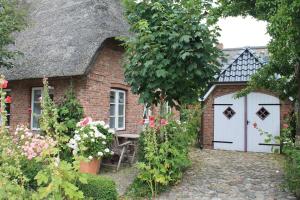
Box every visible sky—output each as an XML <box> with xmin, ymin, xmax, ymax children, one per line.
<box><xmin>217</xmin><ymin>16</ymin><xmax>271</xmax><ymax>48</ymax></box>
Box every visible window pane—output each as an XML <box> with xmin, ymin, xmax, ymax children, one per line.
<box><xmin>32</xmin><ymin>115</ymin><xmax>40</xmax><ymax>129</ymax></box>
<box><xmin>119</xmin><ymin>92</ymin><xmax>125</xmax><ymax>103</ymax></box>
<box><xmin>110</xmin><ymin>91</ymin><xmax>115</xmax><ymax>103</ymax></box>
<box><xmin>33</xmin><ymin>103</ymin><xmax>42</xmax><ymax>115</ymax></box>
<box><xmin>118</xmin><ymin>117</ymin><xmax>124</xmax><ymax>128</ymax></box>
<box><xmin>34</xmin><ymin>90</ymin><xmax>42</xmax><ymax>101</ymax></box>
<box><xmin>109</xmin><ymin>117</ymin><xmax>115</xmax><ymax>128</ymax></box>
<box><xmin>118</xmin><ymin>104</ymin><xmax>124</xmax><ymax>116</ymax></box>
<box><xmin>110</xmin><ymin>104</ymin><xmax>115</xmax><ymax>116</ymax></box>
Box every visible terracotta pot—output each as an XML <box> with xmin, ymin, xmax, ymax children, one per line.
<box><xmin>79</xmin><ymin>158</ymin><xmax>101</xmax><ymax>175</ymax></box>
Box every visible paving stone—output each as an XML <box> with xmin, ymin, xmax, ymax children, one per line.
<box><xmin>159</xmin><ymin>148</ymin><xmax>296</xmax><ymax>200</ymax></box>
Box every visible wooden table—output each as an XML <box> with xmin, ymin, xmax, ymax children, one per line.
<box><xmin>117</xmin><ymin>133</ymin><xmax>140</xmax><ymax>164</ymax></box>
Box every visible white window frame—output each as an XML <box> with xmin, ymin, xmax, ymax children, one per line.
<box><xmin>31</xmin><ymin>87</ymin><xmax>43</xmax><ymax>130</ymax></box>
<box><xmin>109</xmin><ymin>89</ymin><xmax>126</xmax><ymax>130</ymax></box>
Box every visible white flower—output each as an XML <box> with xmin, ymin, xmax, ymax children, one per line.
<box><xmin>74</xmin><ymin>134</ymin><xmax>81</xmax><ymax>141</ymax></box>
<box><xmin>91</xmin><ymin>138</ymin><xmax>95</xmax><ymax>142</ymax></box>
<box><xmin>72</xmin><ymin>150</ymin><xmax>78</xmax><ymax>155</ymax></box>
<box><xmin>101</xmin><ymin>135</ymin><xmax>107</xmax><ymax>139</ymax></box>
<box><xmin>108</xmin><ymin>129</ymin><xmax>115</xmax><ymax>134</ymax></box>
<box><xmin>94</xmin><ymin>130</ymin><xmax>102</xmax><ymax>138</ymax></box>
<box><xmin>89</xmin><ymin>131</ymin><xmax>94</xmax><ymax>136</ymax></box>
<box><xmin>97</xmin><ymin>152</ymin><xmax>103</xmax><ymax>156</ymax></box>
<box><xmin>83</xmin><ymin>134</ymin><xmax>88</xmax><ymax>138</ymax></box>
<box><xmin>21</xmin><ymin>135</ymin><xmax>25</xmax><ymax>139</ymax></box>
<box><xmin>102</xmin><ymin>141</ymin><xmax>106</xmax><ymax>145</ymax></box>
<box><xmin>104</xmin><ymin>148</ymin><xmax>110</xmax><ymax>153</ymax></box>
<box><xmin>54</xmin><ymin>156</ymin><xmax>60</xmax><ymax>167</ymax></box>
<box><xmin>104</xmin><ymin>124</ymin><xmax>110</xmax><ymax>129</ymax></box>
<box><xmin>88</xmin><ymin>156</ymin><xmax>93</xmax><ymax>160</ymax></box>
<box><xmin>100</xmin><ymin>121</ymin><xmax>106</xmax><ymax>126</ymax></box>
<box><xmin>75</xmin><ymin>130</ymin><xmax>79</xmax><ymax>134</ymax></box>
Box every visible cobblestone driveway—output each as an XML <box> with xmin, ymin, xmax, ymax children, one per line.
<box><xmin>159</xmin><ymin>148</ymin><xmax>296</xmax><ymax>200</ymax></box>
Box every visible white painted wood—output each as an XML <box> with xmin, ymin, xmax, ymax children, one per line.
<box><xmin>247</xmin><ymin>92</ymin><xmax>280</xmax><ymax>153</ymax></box>
<box><xmin>213</xmin><ymin>93</ymin><xmax>245</xmax><ymax>151</ymax></box>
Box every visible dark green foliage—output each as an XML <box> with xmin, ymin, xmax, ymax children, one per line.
<box><xmin>283</xmin><ymin>146</ymin><xmax>300</xmax><ymax>198</ymax></box>
<box><xmin>77</xmin><ymin>174</ymin><xmax>117</xmax><ymax>200</ymax></box>
<box><xmin>57</xmin><ymin>87</ymin><xmax>84</xmax><ymax>161</ymax></box>
<box><xmin>122</xmin><ymin>0</ymin><xmax>222</xmax><ymax>107</ymax></box>
<box><xmin>58</xmin><ymin>87</ymin><xmax>84</xmax><ymax>138</ymax></box>
<box><xmin>20</xmin><ymin>159</ymin><xmax>43</xmax><ymax>191</ymax></box>
<box><xmin>0</xmin><ymin>0</ymin><xmax>26</xmax><ymax>68</ymax></box>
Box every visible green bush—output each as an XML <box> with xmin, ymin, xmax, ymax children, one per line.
<box><xmin>283</xmin><ymin>146</ymin><xmax>300</xmax><ymax>198</ymax></box>
<box><xmin>128</xmin><ymin>115</ymin><xmax>196</xmax><ymax>198</ymax></box>
<box><xmin>20</xmin><ymin>159</ymin><xmax>43</xmax><ymax>190</ymax></box>
<box><xmin>77</xmin><ymin>174</ymin><xmax>118</xmax><ymax>200</ymax></box>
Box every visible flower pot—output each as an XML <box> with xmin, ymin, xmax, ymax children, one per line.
<box><xmin>79</xmin><ymin>158</ymin><xmax>101</xmax><ymax>175</ymax></box>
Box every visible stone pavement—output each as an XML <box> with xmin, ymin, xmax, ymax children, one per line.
<box><xmin>159</xmin><ymin>149</ymin><xmax>296</xmax><ymax>200</ymax></box>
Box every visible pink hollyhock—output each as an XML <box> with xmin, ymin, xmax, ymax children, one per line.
<box><xmin>0</xmin><ymin>80</ymin><xmax>8</xmax><ymax>89</ymax></box>
<box><xmin>5</xmin><ymin>96</ymin><xmax>11</xmax><ymax>103</ymax></box>
<box><xmin>283</xmin><ymin>123</ymin><xmax>289</xmax><ymax>129</ymax></box>
<box><xmin>79</xmin><ymin>117</ymin><xmax>92</xmax><ymax>127</ymax></box>
<box><xmin>160</xmin><ymin>119</ymin><xmax>168</xmax><ymax>126</ymax></box>
<box><xmin>149</xmin><ymin>121</ymin><xmax>155</xmax><ymax>128</ymax></box>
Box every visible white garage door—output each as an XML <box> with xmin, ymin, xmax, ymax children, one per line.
<box><xmin>213</xmin><ymin>92</ymin><xmax>280</xmax><ymax>153</ymax></box>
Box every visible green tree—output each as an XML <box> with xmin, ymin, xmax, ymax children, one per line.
<box><xmin>0</xmin><ymin>0</ymin><xmax>26</xmax><ymax>68</ymax></box>
<box><xmin>217</xmin><ymin>0</ymin><xmax>300</xmax><ymax>140</ymax></box>
<box><xmin>122</xmin><ymin>0</ymin><xmax>222</xmax><ymax>108</ymax></box>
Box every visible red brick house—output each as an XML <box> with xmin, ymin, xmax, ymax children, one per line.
<box><xmin>0</xmin><ymin>1</ymin><xmax>144</xmax><ymax>134</ymax></box>
<box><xmin>201</xmin><ymin>47</ymin><xmax>292</xmax><ymax>153</ymax></box>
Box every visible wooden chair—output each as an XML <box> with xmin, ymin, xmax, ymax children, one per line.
<box><xmin>111</xmin><ymin>134</ymin><xmax>132</xmax><ymax>171</ymax></box>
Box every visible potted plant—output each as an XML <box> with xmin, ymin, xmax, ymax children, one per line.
<box><xmin>67</xmin><ymin>117</ymin><xmax>115</xmax><ymax>174</ymax></box>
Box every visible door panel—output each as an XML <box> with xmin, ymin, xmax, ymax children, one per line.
<box><xmin>213</xmin><ymin>93</ymin><xmax>245</xmax><ymax>151</ymax></box>
<box><xmin>247</xmin><ymin>93</ymin><xmax>280</xmax><ymax>153</ymax></box>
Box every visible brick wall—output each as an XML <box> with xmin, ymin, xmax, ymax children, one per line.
<box><xmin>201</xmin><ymin>84</ymin><xmax>293</xmax><ymax>149</ymax></box>
<box><xmin>6</xmin><ymin>38</ymin><xmax>144</xmax><ymax>134</ymax></box>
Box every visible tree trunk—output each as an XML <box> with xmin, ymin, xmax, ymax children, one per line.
<box><xmin>295</xmin><ymin>62</ymin><xmax>300</xmax><ymax>146</ymax></box>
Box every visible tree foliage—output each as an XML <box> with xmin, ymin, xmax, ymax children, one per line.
<box><xmin>0</xmin><ymin>0</ymin><xmax>26</xmax><ymax>68</ymax></box>
<box><xmin>217</xmin><ymin>0</ymin><xmax>299</xmax><ymax>100</ymax></box>
<box><xmin>122</xmin><ymin>0</ymin><xmax>222</xmax><ymax>107</ymax></box>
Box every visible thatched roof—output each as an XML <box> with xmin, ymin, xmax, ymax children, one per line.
<box><xmin>1</xmin><ymin>0</ymin><xmax>129</xmax><ymax>80</ymax></box>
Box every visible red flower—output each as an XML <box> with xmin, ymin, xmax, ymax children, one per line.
<box><xmin>160</xmin><ymin>119</ymin><xmax>168</xmax><ymax>126</ymax></box>
<box><xmin>283</xmin><ymin>123</ymin><xmax>289</xmax><ymax>129</ymax></box>
<box><xmin>5</xmin><ymin>96</ymin><xmax>11</xmax><ymax>104</ymax></box>
<box><xmin>149</xmin><ymin>116</ymin><xmax>155</xmax><ymax>122</ymax></box>
<box><xmin>253</xmin><ymin>122</ymin><xmax>257</xmax><ymax>129</ymax></box>
<box><xmin>0</xmin><ymin>80</ymin><xmax>8</xmax><ymax>89</ymax></box>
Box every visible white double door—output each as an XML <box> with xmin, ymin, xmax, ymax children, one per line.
<box><xmin>213</xmin><ymin>92</ymin><xmax>280</xmax><ymax>153</ymax></box>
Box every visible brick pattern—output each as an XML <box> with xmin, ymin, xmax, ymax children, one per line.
<box><xmin>201</xmin><ymin>84</ymin><xmax>293</xmax><ymax>149</ymax></box>
<box><xmin>6</xmin><ymin>38</ymin><xmax>144</xmax><ymax>134</ymax></box>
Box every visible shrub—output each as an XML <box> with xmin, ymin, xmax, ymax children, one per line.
<box><xmin>128</xmin><ymin>116</ymin><xmax>195</xmax><ymax>198</ymax></box>
<box><xmin>77</xmin><ymin>174</ymin><xmax>118</xmax><ymax>200</ymax></box>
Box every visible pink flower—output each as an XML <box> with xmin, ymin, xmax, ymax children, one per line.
<box><xmin>160</xmin><ymin>119</ymin><xmax>168</xmax><ymax>126</ymax></box>
<box><xmin>253</xmin><ymin>122</ymin><xmax>257</xmax><ymax>129</ymax></box>
<box><xmin>283</xmin><ymin>123</ymin><xmax>289</xmax><ymax>129</ymax></box>
<box><xmin>79</xmin><ymin>117</ymin><xmax>92</xmax><ymax>127</ymax></box>
<box><xmin>149</xmin><ymin>121</ymin><xmax>155</xmax><ymax>128</ymax></box>
<box><xmin>0</xmin><ymin>80</ymin><xmax>8</xmax><ymax>89</ymax></box>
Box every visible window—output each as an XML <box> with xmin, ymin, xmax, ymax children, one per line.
<box><xmin>109</xmin><ymin>89</ymin><xmax>125</xmax><ymax>130</ymax></box>
<box><xmin>256</xmin><ymin>107</ymin><xmax>270</xmax><ymax>120</ymax></box>
<box><xmin>143</xmin><ymin>104</ymin><xmax>152</xmax><ymax>124</ymax></box>
<box><xmin>0</xmin><ymin>90</ymin><xmax>11</xmax><ymax>127</ymax></box>
<box><xmin>223</xmin><ymin>107</ymin><xmax>236</xmax><ymax>119</ymax></box>
<box><xmin>31</xmin><ymin>87</ymin><xmax>53</xmax><ymax>130</ymax></box>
